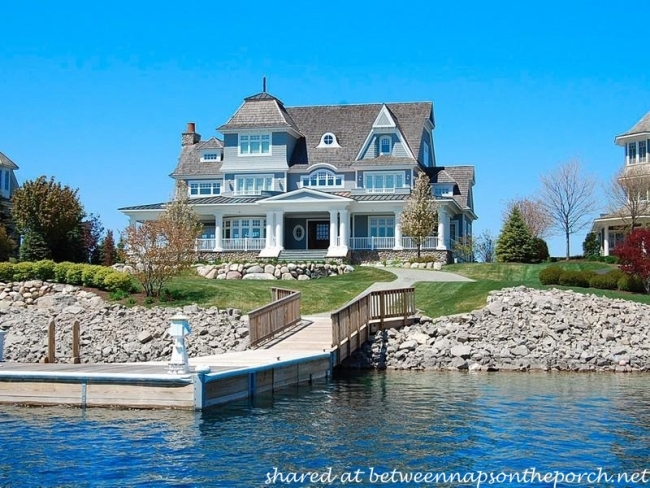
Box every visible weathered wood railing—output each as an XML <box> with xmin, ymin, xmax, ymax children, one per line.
<box><xmin>248</xmin><ymin>288</ymin><xmax>302</xmax><ymax>347</ymax></box>
<box><xmin>331</xmin><ymin>287</ymin><xmax>416</xmax><ymax>364</ymax></box>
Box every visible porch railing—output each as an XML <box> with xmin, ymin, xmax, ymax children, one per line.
<box><xmin>196</xmin><ymin>238</ymin><xmax>266</xmax><ymax>251</ymax></box>
<box><xmin>348</xmin><ymin>236</ymin><xmax>439</xmax><ymax>250</ymax></box>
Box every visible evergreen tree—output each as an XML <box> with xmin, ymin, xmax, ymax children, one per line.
<box><xmin>582</xmin><ymin>232</ymin><xmax>600</xmax><ymax>258</ymax></box>
<box><xmin>0</xmin><ymin>225</ymin><xmax>16</xmax><ymax>262</ymax></box>
<box><xmin>496</xmin><ymin>208</ymin><xmax>536</xmax><ymax>263</ymax></box>
<box><xmin>19</xmin><ymin>230</ymin><xmax>51</xmax><ymax>261</ymax></box>
<box><xmin>100</xmin><ymin>230</ymin><xmax>117</xmax><ymax>266</ymax></box>
<box><xmin>400</xmin><ymin>173</ymin><xmax>437</xmax><ymax>258</ymax></box>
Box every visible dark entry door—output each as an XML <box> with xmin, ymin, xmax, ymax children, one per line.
<box><xmin>308</xmin><ymin>221</ymin><xmax>329</xmax><ymax>249</ymax></box>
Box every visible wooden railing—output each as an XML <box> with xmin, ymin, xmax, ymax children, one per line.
<box><xmin>330</xmin><ymin>287</ymin><xmax>416</xmax><ymax>364</ymax></box>
<box><xmin>248</xmin><ymin>288</ymin><xmax>301</xmax><ymax>347</ymax></box>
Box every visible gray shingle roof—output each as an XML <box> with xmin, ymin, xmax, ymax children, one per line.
<box><xmin>618</xmin><ymin>111</ymin><xmax>650</xmax><ymax>138</ymax></box>
<box><xmin>285</xmin><ymin>102</ymin><xmax>432</xmax><ymax>167</ymax></box>
<box><xmin>0</xmin><ymin>151</ymin><xmax>19</xmax><ymax>170</ymax></box>
<box><xmin>171</xmin><ymin>145</ymin><xmax>223</xmax><ymax>177</ymax></box>
<box><xmin>197</xmin><ymin>137</ymin><xmax>223</xmax><ymax>149</ymax></box>
<box><xmin>426</xmin><ymin>166</ymin><xmax>475</xmax><ymax>210</ymax></box>
<box><xmin>119</xmin><ymin>195</ymin><xmax>263</xmax><ymax>211</ymax></box>
<box><xmin>217</xmin><ymin>92</ymin><xmax>302</xmax><ymax>133</ymax></box>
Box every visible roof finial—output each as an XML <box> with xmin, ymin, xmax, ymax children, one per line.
<box><xmin>263</xmin><ymin>76</ymin><xmax>267</xmax><ymax>93</ymax></box>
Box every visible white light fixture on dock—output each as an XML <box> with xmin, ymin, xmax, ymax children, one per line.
<box><xmin>168</xmin><ymin>314</ymin><xmax>191</xmax><ymax>374</ymax></box>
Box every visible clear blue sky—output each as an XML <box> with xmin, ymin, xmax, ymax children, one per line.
<box><xmin>1</xmin><ymin>1</ymin><xmax>648</xmax><ymax>256</ymax></box>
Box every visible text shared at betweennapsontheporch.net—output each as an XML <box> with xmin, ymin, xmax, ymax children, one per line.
<box><xmin>264</xmin><ymin>467</ymin><xmax>650</xmax><ymax>486</ymax></box>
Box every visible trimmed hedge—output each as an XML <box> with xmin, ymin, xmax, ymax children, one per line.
<box><xmin>0</xmin><ymin>260</ymin><xmax>133</xmax><ymax>293</ymax></box>
<box><xmin>539</xmin><ymin>266</ymin><xmax>645</xmax><ymax>294</ymax></box>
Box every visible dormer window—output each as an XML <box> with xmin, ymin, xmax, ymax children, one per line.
<box><xmin>317</xmin><ymin>132</ymin><xmax>341</xmax><ymax>148</ymax></box>
<box><xmin>200</xmin><ymin>152</ymin><xmax>220</xmax><ymax>162</ymax></box>
<box><xmin>380</xmin><ymin>136</ymin><xmax>392</xmax><ymax>155</ymax></box>
<box><xmin>433</xmin><ymin>185</ymin><xmax>452</xmax><ymax>197</ymax></box>
<box><xmin>239</xmin><ymin>133</ymin><xmax>271</xmax><ymax>156</ymax></box>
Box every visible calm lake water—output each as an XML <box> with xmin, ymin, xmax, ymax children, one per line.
<box><xmin>0</xmin><ymin>371</ymin><xmax>649</xmax><ymax>487</ymax></box>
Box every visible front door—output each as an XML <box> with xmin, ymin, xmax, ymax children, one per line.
<box><xmin>308</xmin><ymin>221</ymin><xmax>329</xmax><ymax>249</ymax></box>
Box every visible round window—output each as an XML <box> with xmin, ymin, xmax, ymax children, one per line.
<box><xmin>293</xmin><ymin>225</ymin><xmax>305</xmax><ymax>241</ymax></box>
<box><xmin>323</xmin><ymin>134</ymin><xmax>334</xmax><ymax>145</ymax></box>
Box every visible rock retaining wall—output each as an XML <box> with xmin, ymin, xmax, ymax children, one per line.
<box><xmin>196</xmin><ymin>262</ymin><xmax>354</xmax><ymax>280</ymax></box>
<box><xmin>344</xmin><ymin>286</ymin><xmax>650</xmax><ymax>372</ymax></box>
<box><xmin>0</xmin><ymin>281</ymin><xmax>249</xmax><ymax>364</ymax></box>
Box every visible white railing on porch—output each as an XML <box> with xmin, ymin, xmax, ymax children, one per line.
<box><xmin>196</xmin><ymin>238</ymin><xmax>266</xmax><ymax>251</ymax></box>
<box><xmin>348</xmin><ymin>236</ymin><xmax>439</xmax><ymax>250</ymax></box>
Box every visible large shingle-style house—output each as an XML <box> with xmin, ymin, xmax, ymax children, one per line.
<box><xmin>120</xmin><ymin>91</ymin><xmax>476</xmax><ymax>262</ymax></box>
<box><xmin>592</xmin><ymin>111</ymin><xmax>650</xmax><ymax>255</ymax></box>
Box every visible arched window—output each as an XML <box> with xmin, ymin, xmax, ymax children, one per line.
<box><xmin>317</xmin><ymin>132</ymin><xmax>341</xmax><ymax>148</ymax></box>
<box><xmin>380</xmin><ymin>136</ymin><xmax>392</xmax><ymax>155</ymax></box>
<box><xmin>301</xmin><ymin>169</ymin><xmax>343</xmax><ymax>188</ymax></box>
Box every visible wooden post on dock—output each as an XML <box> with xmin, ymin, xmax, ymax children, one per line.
<box><xmin>45</xmin><ymin>320</ymin><xmax>56</xmax><ymax>363</ymax></box>
<box><xmin>72</xmin><ymin>320</ymin><xmax>80</xmax><ymax>364</ymax></box>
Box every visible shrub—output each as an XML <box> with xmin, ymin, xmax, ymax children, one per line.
<box><xmin>602</xmin><ymin>255</ymin><xmax>619</xmax><ymax>264</ymax></box>
<box><xmin>558</xmin><ymin>270</ymin><xmax>592</xmax><ymax>288</ymax></box>
<box><xmin>0</xmin><ymin>262</ymin><xmax>14</xmax><ymax>281</ymax></box>
<box><xmin>65</xmin><ymin>264</ymin><xmax>85</xmax><ymax>286</ymax></box>
<box><xmin>109</xmin><ymin>289</ymin><xmax>130</xmax><ymax>301</ymax></box>
<box><xmin>12</xmin><ymin>261</ymin><xmax>36</xmax><ymax>281</ymax></box>
<box><xmin>33</xmin><ymin>260</ymin><xmax>56</xmax><ymax>281</ymax></box>
<box><xmin>89</xmin><ymin>267</ymin><xmax>114</xmax><ymax>288</ymax></box>
<box><xmin>54</xmin><ymin>262</ymin><xmax>74</xmax><ymax>283</ymax></box>
<box><xmin>617</xmin><ymin>274</ymin><xmax>646</xmax><ymax>293</ymax></box>
<box><xmin>102</xmin><ymin>271</ymin><xmax>134</xmax><ymax>292</ymax></box>
<box><xmin>532</xmin><ymin>238</ymin><xmax>550</xmax><ymax>263</ymax></box>
<box><xmin>589</xmin><ymin>270</ymin><xmax>624</xmax><ymax>290</ymax></box>
<box><xmin>539</xmin><ymin>266</ymin><xmax>563</xmax><ymax>285</ymax></box>
<box><xmin>81</xmin><ymin>265</ymin><xmax>99</xmax><ymax>287</ymax></box>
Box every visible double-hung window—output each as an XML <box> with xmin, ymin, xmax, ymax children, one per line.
<box><xmin>235</xmin><ymin>175</ymin><xmax>273</xmax><ymax>195</ymax></box>
<box><xmin>628</xmin><ymin>142</ymin><xmax>637</xmax><ymax>164</ymax></box>
<box><xmin>224</xmin><ymin>218</ymin><xmax>265</xmax><ymax>239</ymax></box>
<box><xmin>369</xmin><ymin>217</ymin><xmax>395</xmax><ymax>238</ymax></box>
<box><xmin>380</xmin><ymin>136</ymin><xmax>392</xmax><ymax>155</ymax></box>
<box><xmin>639</xmin><ymin>140</ymin><xmax>647</xmax><ymax>163</ymax></box>
<box><xmin>239</xmin><ymin>133</ymin><xmax>271</xmax><ymax>155</ymax></box>
<box><xmin>189</xmin><ymin>181</ymin><xmax>221</xmax><ymax>196</ymax></box>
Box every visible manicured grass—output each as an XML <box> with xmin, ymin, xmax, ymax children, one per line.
<box><xmin>160</xmin><ymin>266</ymin><xmax>396</xmax><ymax>315</ymax></box>
<box><xmin>413</xmin><ymin>261</ymin><xmax>644</xmax><ymax>318</ymax></box>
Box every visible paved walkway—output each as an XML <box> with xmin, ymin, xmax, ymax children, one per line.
<box><xmin>363</xmin><ymin>265</ymin><xmax>474</xmax><ymax>292</ymax></box>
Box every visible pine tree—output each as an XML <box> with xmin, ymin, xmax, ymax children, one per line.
<box><xmin>496</xmin><ymin>208</ymin><xmax>536</xmax><ymax>263</ymax></box>
<box><xmin>400</xmin><ymin>173</ymin><xmax>437</xmax><ymax>258</ymax></box>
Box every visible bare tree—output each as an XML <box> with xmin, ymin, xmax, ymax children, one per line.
<box><xmin>474</xmin><ymin>229</ymin><xmax>496</xmax><ymax>263</ymax></box>
<box><xmin>400</xmin><ymin>173</ymin><xmax>438</xmax><ymax>258</ymax></box>
<box><xmin>503</xmin><ymin>197</ymin><xmax>552</xmax><ymax>238</ymax></box>
<box><xmin>124</xmin><ymin>182</ymin><xmax>202</xmax><ymax>297</ymax></box>
<box><xmin>606</xmin><ymin>164</ymin><xmax>650</xmax><ymax>232</ymax></box>
<box><xmin>539</xmin><ymin>159</ymin><xmax>597</xmax><ymax>260</ymax></box>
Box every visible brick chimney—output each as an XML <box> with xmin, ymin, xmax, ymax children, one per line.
<box><xmin>181</xmin><ymin>122</ymin><xmax>201</xmax><ymax>146</ymax></box>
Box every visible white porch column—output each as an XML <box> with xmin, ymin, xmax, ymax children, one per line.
<box><xmin>437</xmin><ymin>207</ymin><xmax>448</xmax><ymax>250</ymax></box>
<box><xmin>274</xmin><ymin>211</ymin><xmax>284</xmax><ymax>250</ymax></box>
<box><xmin>603</xmin><ymin>226</ymin><xmax>610</xmax><ymax>256</ymax></box>
<box><xmin>393</xmin><ymin>210</ymin><xmax>403</xmax><ymax>250</ymax></box>
<box><xmin>329</xmin><ymin>210</ymin><xmax>339</xmax><ymax>248</ymax></box>
<box><xmin>265</xmin><ymin>211</ymin><xmax>274</xmax><ymax>249</ymax></box>
<box><xmin>213</xmin><ymin>213</ymin><xmax>223</xmax><ymax>251</ymax></box>
<box><xmin>338</xmin><ymin>209</ymin><xmax>349</xmax><ymax>250</ymax></box>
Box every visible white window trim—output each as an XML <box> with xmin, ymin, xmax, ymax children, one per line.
<box><xmin>423</xmin><ymin>141</ymin><xmax>430</xmax><ymax>167</ymax></box>
<box><xmin>379</xmin><ymin>136</ymin><xmax>392</xmax><ymax>155</ymax></box>
<box><xmin>188</xmin><ymin>180</ymin><xmax>222</xmax><ymax>197</ymax></box>
<box><xmin>433</xmin><ymin>184</ymin><xmax>453</xmax><ymax>197</ymax></box>
<box><xmin>233</xmin><ymin>174</ymin><xmax>274</xmax><ymax>196</ymax></box>
<box><xmin>200</xmin><ymin>152</ymin><xmax>221</xmax><ymax>162</ymax></box>
<box><xmin>368</xmin><ymin>216</ymin><xmax>395</xmax><ymax>238</ymax></box>
<box><xmin>238</xmin><ymin>132</ymin><xmax>272</xmax><ymax>156</ymax></box>
<box><xmin>223</xmin><ymin>217</ymin><xmax>266</xmax><ymax>239</ymax></box>
<box><xmin>300</xmin><ymin>169</ymin><xmax>344</xmax><ymax>189</ymax></box>
<box><xmin>364</xmin><ymin>171</ymin><xmax>406</xmax><ymax>194</ymax></box>
<box><xmin>317</xmin><ymin>132</ymin><xmax>341</xmax><ymax>148</ymax></box>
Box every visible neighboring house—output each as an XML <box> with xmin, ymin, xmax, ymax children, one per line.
<box><xmin>119</xmin><ymin>90</ymin><xmax>477</xmax><ymax>263</ymax></box>
<box><xmin>592</xmin><ymin>111</ymin><xmax>650</xmax><ymax>255</ymax></box>
<box><xmin>0</xmin><ymin>151</ymin><xmax>19</xmax><ymax>201</ymax></box>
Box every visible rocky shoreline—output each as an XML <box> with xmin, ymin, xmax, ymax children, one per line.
<box><xmin>2</xmin><ymin>281</ymin><xmax>650</xmax><ymax>373</ymax></box>
<box><xmin>343</xmin><ymin>286</ymin><xmax>650</xmax><ymax>372</ymax></box>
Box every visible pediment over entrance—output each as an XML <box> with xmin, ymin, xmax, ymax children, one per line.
<box><xmin>261</xmin><ymin>188</ymin><xmax>353</xmax><ymax>203</ymax></box>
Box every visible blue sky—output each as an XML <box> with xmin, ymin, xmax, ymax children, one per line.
<box><xmin>1</xmin><ymin>1</ymin><xmax>648</xmax><ymax>256</ymax></box>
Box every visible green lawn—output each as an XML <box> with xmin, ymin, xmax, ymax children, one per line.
<box><xmin>414</xmin><ymin>261</ymin><xmax>650</xmax><ymax>318</ymax></box>
<box><xmin>127</xmin><ymin>261</ymin><xmax>650</xmax><ymax>318</ymax></box>
<box><xmin>162</xmin><ymin>266</ymin><xmax>397</xmax><ymax>315</ymax></box>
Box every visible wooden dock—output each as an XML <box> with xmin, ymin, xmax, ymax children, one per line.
<box><xmin>0</xmin><ymin>315</ymin><xmax>334</xmax><ymax>411</ymax></box>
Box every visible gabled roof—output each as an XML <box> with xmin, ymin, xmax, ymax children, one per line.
<box><xmin>425</xmin><ymin>165</ymin><xmax>475</xmax><ymax>210</ymax></box>
<box><xmin>0</xmin><ymin>151</ymin><xmax>19</xmax><ymax>170</ymax></box>
<box><xmin>616</xmin><ymin>111</ymin><xmax>650</xmax><ymax>143</ymax></box>
<box><xmin>197</xmin><ymin>137</ymin><xmax>223</xmax><ymax>149</ymax></box>
<box><xmin>285</xmin><ymin>102</ymin><xmax>432</xmax><ymax>167</ymax></box>
<box><xmin>217</xmin><ymin>92</ymin><xmax>302</xmax><ymax>133</ymax></box>
<box><xmin>172</xmin><ymin>140</ymin><xmax>224</xmax><ymax>177</ymax></box>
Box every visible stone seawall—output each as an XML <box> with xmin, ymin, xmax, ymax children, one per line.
<box><xmin>0</xmin><ymin>281</ymin><xmax>249</xmax><ymax>364</ymax></box>
<box><xmin>344</xmin><ymin>287</ymin><xmax>650</xmax><ymax>372</ymax></box>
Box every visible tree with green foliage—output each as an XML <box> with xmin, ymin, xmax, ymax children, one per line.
<box><xmin>582</xmin><ymin>232</ymin><xmax>600</xmax><ymax>258</ymax></box>
<box><xmin>496</xmin><ymin>208</ymin><xmax>536</xmax><ymax>263</ymax></box>
<box><xmin>82</xmin><ymin>213</ymin><xmax>104</xmax><ymax>264</ymax></box>
<box><xmin>11</xmin><ymin>176</ymin><xmax>85</xmax><ymax>262</ymax></box>
<box><xmin>400</xmin><ymin>173</ymin><xmax>438</xmax><ymax>258</ymax></box>
<box><xmin>0</xmin><ymin>225</ymin><xmax>16</xmax><ymax>261</ymax></box>
<box><xmin>123</xmin><ymin>183</ymin><xmax>202</xmax><ymax>297</ymax></box>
